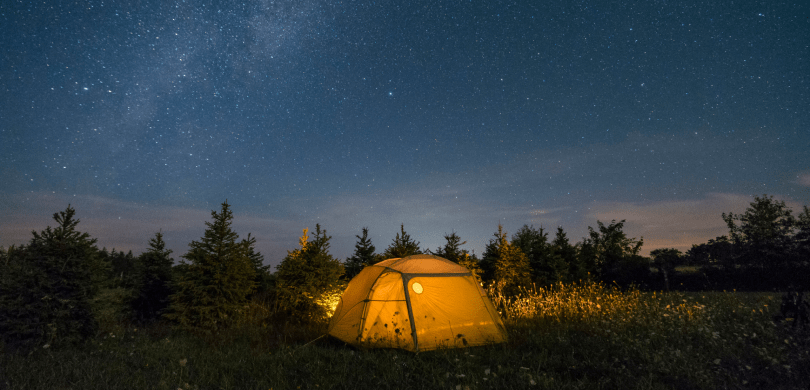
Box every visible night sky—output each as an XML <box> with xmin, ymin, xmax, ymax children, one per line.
<box><xmin>2</xmin><ymin>0</ymin><xmax>809</xmax><ymax>268</ymax></box>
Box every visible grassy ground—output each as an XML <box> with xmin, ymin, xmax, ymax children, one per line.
<box><xmin>2</xmin><ymin>284</ymin><xmax>808</xmax><ymax>390</ymax></box>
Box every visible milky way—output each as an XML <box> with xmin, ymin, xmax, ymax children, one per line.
<box><xmin>2</xmin><ymin>0</ymin><xmax>808</xmax><ymax>266</ymax></box>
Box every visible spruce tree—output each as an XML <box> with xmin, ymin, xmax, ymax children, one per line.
<box><xmin>129</xmin><ymin>232</ymin><xmax>174</xmax><ymax>323</ymax></box>
<box><xmin>458</xmin><ymin>252</ymin><xmax>484</xmax><ymax>285</ymax></box>
<box><xmin>431</xmin><ymin>232</ymin><xmax>467</xmax><ymax>263</ymax></box>
<box><xmin>242</xmin><ymin>233</ymin><xmax>272</xmax><ymax>297</ymax></box>
<box><xmin>275</xmin><ymin>225</ymin><xmax>345</xmax><ymax>320</ymax></box>
<box><xmin>512</xmin><ymin>225</ymin><xmax>566</xmax><ymax>285</ymax></box>
<box><xmin>105</xmin><ymin>248</ymin><xmax>137</xmax><ymax>288</ymax></box>
<box><xmin>164</xmin><ymin>201</ymin><xmax>256</xmax><ymax>332</ymax></box>
<box><xmin>382</xmin><ymin>224</ymin><xmax>422</xmax><ymax>259</ymax></box>
<box><xmin>344</xmin><ymin>227</ymin><xmax>376</xmax><ymax>279</ymax></box>
<box><xmin>482</xmin><ymin>224</ymin><xmax>532</xmax><ymax>295</ymax></box>
<box><xmin>0</xmin><ymin>205</ymin><xmax>100</xmax><ymax>350</ymax></box>
<box><xmin>551</xmin><ymin>227</ymin><xmax>579</xmax><ymax>282</ymax></box>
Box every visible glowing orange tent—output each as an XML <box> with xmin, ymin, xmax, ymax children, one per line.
<box><xmin>328</xmin><ymin>254</ymin><xmax>507</xmax><ymax>351</ymax></box>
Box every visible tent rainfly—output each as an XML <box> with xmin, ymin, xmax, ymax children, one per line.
<box><xmin>328</xmin><ymin>254</ymin><xmax>507</xmax><ymax>351</ymax></box>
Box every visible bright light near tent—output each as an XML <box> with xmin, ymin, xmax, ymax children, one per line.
<box><xmin>316</xmin><ymin>285</ymin><xmax>346</xmax><ymax>318</ymax></box>
<box><xmin>412</xmin><ymin>282</ymin><xmax>424</xmax><ymax>294</ymax></box>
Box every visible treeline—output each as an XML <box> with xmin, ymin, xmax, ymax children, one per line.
<box><xmin>682</xmin><ymin>195</ymin><xmax>810</xmax><ymax>290</ymax></box>
<box><xmin>2</xmin><ymin>195</ymin><xmax>808</xmax><ymax>352</ymax></box>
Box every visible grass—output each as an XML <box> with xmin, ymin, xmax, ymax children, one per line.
<box><xmin>2</xmin><ymin>283</ymin><xmax>809</xmax><ymax>390</ymax></box>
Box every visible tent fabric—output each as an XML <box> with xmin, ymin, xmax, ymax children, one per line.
<box><xmin>328</xmin><ymin>254</ymin><xmax>507</xmax><ymax>351</ymax></box>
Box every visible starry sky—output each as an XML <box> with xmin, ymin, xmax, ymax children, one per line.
<box><xmin>2</xmin><ymin>0</ymin><xmax>809</xmax><ymax>268</ymax></box>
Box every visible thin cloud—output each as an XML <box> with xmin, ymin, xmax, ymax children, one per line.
<box><xmin>797</xmin><ymin>172</ymin><xmax>810</xmax><ymax>187</ymax></box>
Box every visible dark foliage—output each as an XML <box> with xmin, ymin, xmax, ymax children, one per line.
<box><xmin>381</xmin><ymin>224</ymin><xmax>422</xmax><ymax>259</ymax></box>
<box><xmin>275</xmin><ymin>224</ymin><xmax>344</xmax><ymax>321</ymax></box>
<box><xmin>512</xmin><ymin>225</ymin><xmax>569</xmax><ymax>286</ymax></box>
<box><xmin>164</xmin><ymin>201</ymin><xmax>256</xmax><ymax>332</ymax></box>
<box><xmin>773</xmin><ymin>289</ymin><xmax>810</xmax><ymax>328</ymax></box>
<box><xmin>650</xmin><ymin>248</ymin><xmax>682</xmax><ymax>291</ymax></box>
<box><xmin>101</xmin><ymin>248</ymin><xmax>137</xmax><ymax>289</ymax></box>
<box><xmin>243</xmin><ymin>233</ymin><xmax>273</xmax><ymax>298</ymax></box>
<box><xmin>550</xmin><ymin>227</ymin><xmax>582</xmax><ymax>282</ymax></box>
<box><xmin>481</xmin><ymin>225</ymin><xmax>532</xmax><ymax>295</ymax></box>
<box><xmin>0</xmin><ymin>205</ymin><xmax>100</xmax><ymax>351</ymax></box>
<box><xmin>579</xmin><ymin>220</ymin><xmax>644</xmax><ymax>284</ymax></box>
<box><xmin>683</xmin><ymin>195</ymin><xmax>810</xmax><ymax>291</ymax></box>
<box><xmin>128</xmin><ymin>232</ymin><xmax>174</xmax><ymax>324</ymax></box>
<box><xmin>429</xmin><ymin>231</ymin><xmax>467</xmax><ymax>263</ymax></box>
<box><xmin>344</xmin><ymin>227</ymin><xmax>376</xmax><ymax>279</ymax></box>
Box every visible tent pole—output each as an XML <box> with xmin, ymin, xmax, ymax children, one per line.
<box><xmin>402</xmin><ymin>274</ymin><xmax>419</xmax><ymax>352</ymax></box>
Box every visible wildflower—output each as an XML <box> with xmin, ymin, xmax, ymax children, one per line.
<box><xmin>179</xmin><ymin>358</ymin><xmax>188</xmax><ymax>367</ymax></box>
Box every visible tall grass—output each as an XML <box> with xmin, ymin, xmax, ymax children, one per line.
<box><xmin>2</xmin><ymin>283</ymin><xmax>808</xmax><ymax>389</ymax></box>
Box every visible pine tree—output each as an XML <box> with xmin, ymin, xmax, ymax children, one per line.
<box><xmin>430</xmin><ymin>232</ymin><xmax>467</xmax><ymax>263</ymax></box>
<box><xmin>482</xmin><ymin>224</ymin><xmax>532</xmax><ymax>295</ymax></box>
<box><xmin>551</xmin><ymin>227</ymin><xmax>579</xmax><ymax>282</ymax></box>
<box><xmin>275</xmin><ymin>225</ymin><xmax>345</xmax><ymax>320</ymax></box>
<box><xmin>0</xmin><ymin>205</ymin><xmax>100</xmax><ymax>350</ymax></box>
<box><xmin>458</xmin><ymin>252</ymin><xmax>484</xmax><ymax>285</ymax></box>
<box><xmin>164</xmin><ymin>201</ymin><xmax>256</xmax><ymax>332</ymax></box>
<box><xmin>129</xmin><ymin>232</ymin><xmax>174</xmax><ymax>323</ymax></box>
<box><xmin>511</xmin><ymin>225</ymin><xmax>566</xmax><ymax>285</ymax></box>
<box><xmin>382</xmin><ymin>224</ymin><xmax>422</xmax><ymax>259</ymax></box>
<box><xmin>242</xmin><ymin>233</ymin><xmax>272</xmax><ymax>297</ymax></box>
<box><xmin>344</xmin><ymin>227</ymin><xmax>376</xmax><ymax>279</ymax></box>
<box><xmin>104</xmin><ymin>248</ymin><xmax>137</xmax><ymax>288</ymax></box>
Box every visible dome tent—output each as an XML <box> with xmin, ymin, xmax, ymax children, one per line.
<box><xmin>328</xmin><ymin>254</ymin><xmax>507</xmax><ymax>351</ymax></box>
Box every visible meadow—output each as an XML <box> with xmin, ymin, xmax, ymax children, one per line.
<box><xmin>1</xmin><ymin>284</ymin><xmax>808</xmax><ymax>390</ymax></box>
